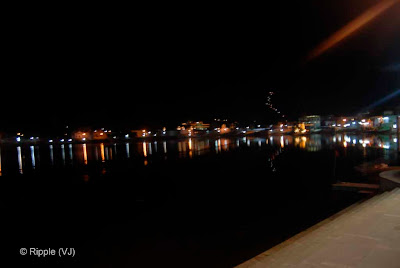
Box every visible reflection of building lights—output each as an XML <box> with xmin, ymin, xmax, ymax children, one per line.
<box><xmin>353</xmin><ymin>139</ymin><xmax>357</xmax><ymax>144</ymax></box>
<box><xmin>100</xmin><ymin>143</ymin><xmax>105</xmax><ymax>162</ymax></box>
<box><xmin>143</xmin><ymin>142</ymin><xmax>147</xmax><ymax>157</ymax></box>
<box><xmin>343</xmin><ymin>141</ymin><xmax>347</xmax><ymax>147</ymax></box>
<box><xmin>393</xmin><ymin>124</ymin><xmax>397</xmax><ymax>129</ymax></box>
<box><xmin>393</xmin><ymin>138</ymin><xmax>397</xmax><ymax>143</ymax></box>
<box><xmin>83</xmin><ymin>144</ymin><xmax>88</xmax><ymax>165</ymax></box>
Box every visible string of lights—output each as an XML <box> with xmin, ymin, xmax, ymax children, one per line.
<box><xmin>265</xmin><ymin>91</ymin><xmax>285</xmax><ymax>119</ymax></box>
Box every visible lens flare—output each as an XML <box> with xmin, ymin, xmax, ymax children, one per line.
<box><xmin>307</xmin><ymin>0</ymin><xmax>399</xmax><ymax>61</ymax></box>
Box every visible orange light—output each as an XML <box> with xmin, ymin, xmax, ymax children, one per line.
<box><xmin>83</xmin><ymin>144</ymin><xmax>88</xmax><ymax>165</ymax></box>
<box><xmin>143</xmin><ymin>142</ymin><xmax>147</xmax><ymax>157</ymax></box>
<box><xmin>100</xmin><ymin>143</ymin><xmax>105</xmax><ymax>162</ymax></box>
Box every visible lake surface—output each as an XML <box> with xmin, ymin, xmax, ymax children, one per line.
<box><xmin>5</xmin><ymin>133</ymin><xmax>399</xmax><ymax>267</ymax></box>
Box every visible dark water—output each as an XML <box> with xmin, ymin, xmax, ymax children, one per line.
<box><xmin>4</xmin><ymin>133</ymin><xmax>399</xmax><ymax>267</ymax></box>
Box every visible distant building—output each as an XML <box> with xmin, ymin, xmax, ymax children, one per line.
<box><xmin>131</xmin><ymin>129</ymin><xmax>147</xmax><ymax>138</ymax></box>
<box><xmin>321</xmin><ymin>115</ymin><xmax>336</xmax><ymax>127</ymax></box>
<box><xmin>177</xmin><ymin>121</ymin><xmax>210</xmax><ymax>136</ymax></box>
<box><xmin>72</xmin><ymin>130</ymin><xmax>92</xmax><ymax>141</ymax></box>
<box><xmin>299</xmin><ymin>115</ymin><xmax>321</xmax><ymax>130</ymax></box>
<box><xmin>93</xmin><ymin>129</ymin><xmax>111</xmax><ymax>140</ymax></box>
<box><xmin>371</xmin><ymin>115</ymin><xmax>398</xmax><ymax>132</ymax></box>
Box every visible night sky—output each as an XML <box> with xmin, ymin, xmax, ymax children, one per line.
<box><xmin>3</xmin><ymin>0</ymin><xmax>400</xmax><ymax>133</ymax></box>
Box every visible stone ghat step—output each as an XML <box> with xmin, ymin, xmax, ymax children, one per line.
<box><xmin>236</xmin><ymin>188</ymin><xmax>400</xmax><ymax>268</ymax></box>
<box><xmin>269</xmin><ymin>188</ymin><xmax>400</xmax><ymax>267</ymax></box>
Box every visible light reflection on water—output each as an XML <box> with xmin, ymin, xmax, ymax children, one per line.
<box><xmin>0</xmin><ymin>133</ymin><xmax>398</xmax><ymax>175</ymax></box>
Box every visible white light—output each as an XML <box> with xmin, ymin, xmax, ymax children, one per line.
<box><xmin>49</xmin><ymin>139</ymin><xmax>53</xmax><ymax>143</ymax></box>
<box><xmin>353</xmin><ymin>139</ymin><xmax>357</xmax><ymax>144</ymax></box>
<box><xmin>163</xmin><ymin>131</ymin><xmax>166</xmax><ymax>135</ymax></box>
<box><xmin>82</xmin><ymin>138</ymin><xmax>86</xmax><ymax>141</ymax></box>
<box><xmin>344</xmin><ymin>124</ymin><xmax>350</xmax><ymax>127</ymax></box>
<box><xmin>30</xmin><ymin>137</ymin><xmax>34</xmax><ymax>140</ymax></box>
<box><xmin>125</xmin><ymin>134</ymin><xmax>129</xmax><ymax>138</ymax></box>
<box><xmin>394</xmin><ymin>138</ymin><xmax>398</xmax><ymax>143</ymax></box>
<box><xmin>16</xmin><ymin>137</ymin><xmax>21</xmax><ymax>142</ymax></box>
<box><xmin>361</xmin><ymin>119</ymin><xmax>366</xmax><ymax>122</ymax></box>
<box><xmin>393</xmin><ymin>124</ymin><xmax>397</xmax><ymax>129</ymax></box>
<box><xmin>60</xmin><ymin>139</ymin><xmax>64</xmax><ymax>142</ymax></box>
<box><xmin>68</xmin><ymin>139</ymin><xmax>72</xmax><ymax>142</ymax></box>
<box><xmin>352</xmin><ymin>122</ymin><xmax>356</xmax><ymax>125</ymax></box>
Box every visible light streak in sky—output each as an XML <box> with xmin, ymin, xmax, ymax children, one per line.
<box><xmin>307</xmin><ymin>0</ymin><xmax>399</xmax><ymax>61</ymax></box>
<box><xmin>361</xmin><ymin>88</ymin><xmax>400</xmax><ymax>112</ymax></box>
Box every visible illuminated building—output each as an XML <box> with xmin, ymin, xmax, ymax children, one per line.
<box><xmin>299</xmin><ymin>115</ymin><xmax>321</xmax><ymax>132</ymax></box>
<box><xmin>72</xmin><ymin>130</ymin><xmax>92</xmax><ymax>141</ymax></box>
<box><xmin>93</xmin><ymin>129</ymin><xmax>110</xmax><ymax>140</ymax></box>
